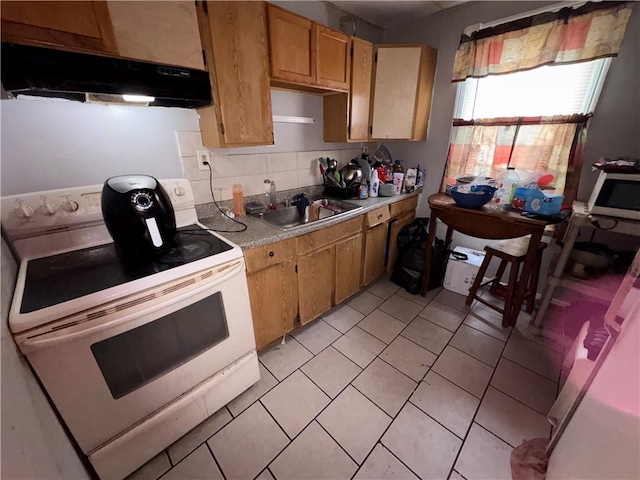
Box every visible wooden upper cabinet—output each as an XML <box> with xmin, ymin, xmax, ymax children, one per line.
<box><xmin>197</xmin><ymin>1</ymin><xmax>274</xmax><ymax>148</ymax></box>
<box><xmin>267</xmin><ymin>4</ymin><xmax>314</xmax><ymax>85</ymax></box>
<box><xmin>370</xmin><ymin>44</ymin><xmax>438</xmax><ymax>141</ymax></box>
<box><xmin>1</xmin><ymin>1</ymin><xmax>117</xmax><ymax>54</ymax></box>
<box><xmin>107</xmin><ymin>1</ymin><xmax>203</xmax><ymax>69</ymax></box>
<box><xmin>349</xmin><ymin>38</ymin><xmax>374</xmax><ymax>141</ymax></box>
<box><xmin>323</xmin><ymin>37</ymin><xmax>373</xmax><ymax>143</ymax></box>
<box><xmin>315</xmin><ymin>25</ymin><xmax>349</xmax><ymax>90</ymax></box>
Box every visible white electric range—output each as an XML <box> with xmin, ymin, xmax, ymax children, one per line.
<box><xmin>1</xmin><ymin>179</ymin><xmax>259</xmax><ymax>480</ymax></box>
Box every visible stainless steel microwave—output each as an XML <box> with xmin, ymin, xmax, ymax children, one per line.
<box><xmin>587</xmin><ymin>171</ymin><xmax>640</xmax><ymax>220</ymax></box>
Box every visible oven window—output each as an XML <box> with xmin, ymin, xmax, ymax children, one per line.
<box><xmin>91</xmin><ymin>292</ymin><xmax>229</xmax><ymax>399</ymax></box>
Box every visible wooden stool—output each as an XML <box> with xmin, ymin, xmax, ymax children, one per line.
<box><xmin>465</xmin><ymin>236</ymin><xmax>547</xmax><ymax>327</ymax></box>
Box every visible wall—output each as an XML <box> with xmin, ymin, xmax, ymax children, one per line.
<box><xmin>0</xmin><ymin>97</ymin><xmax>192</xmax><ymax>195</ymax></box>
<box><xmin>1</xmin><ymin>240</ymin><xmax>89</xmax><ymax>479</ymax></box>
<box><xmin>271</xmin><ymin>1</ymin><xmax>384</xmax><ymax>43</ymax></box>
<box><xmin>383</xmin><ymin>1</ymin><xmax>640</xmax><ymax>216</ymax></box>
<box><xmin>179</xmin><ymin>90</ymin><xmax>370</xmax><ymax>203</ymax></box>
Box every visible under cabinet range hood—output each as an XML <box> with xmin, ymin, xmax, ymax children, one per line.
<box><xmin>1</xmin><ymin>43</ymin><xmax>212</xmax><ymax>108</ymax></box>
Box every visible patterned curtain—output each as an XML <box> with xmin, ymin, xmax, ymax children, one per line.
<box><xmin>453</xmin><ymin>2</ymin><xmax>633</xmax><ymax>82</ymax></box>
<box><xmin>443</xmin><ymin>115</ymin><xmax>590</xmax><ymax>206</ymax></box>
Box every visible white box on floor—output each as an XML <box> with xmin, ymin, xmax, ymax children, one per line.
<box><xmin>443</xmin><ymin>246</ymin><xmax>486</xmax><ymax>296</ymax></box>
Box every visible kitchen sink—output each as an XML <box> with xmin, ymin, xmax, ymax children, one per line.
<box><xmin>252</xmin><ymin>197</ymin><xmax>362</xmax><ymax>231</ymax></box>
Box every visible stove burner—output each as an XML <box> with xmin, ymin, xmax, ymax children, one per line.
<box><xmin>156</xmin><ymin>241</ymin><xmax>213</xmax><ymax>264</ymax></box>
<box><xmin>49</xmin><ymin>248</ymin><xmax>108</xmax><ymax>270</ymax></box>
<box><xmin>20</xmin><ymin>225</ymin><xmax>235</xmax><ymax>314</ymax></box>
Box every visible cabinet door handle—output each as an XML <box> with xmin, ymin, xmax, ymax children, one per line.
<box><xmin>269</xmin><ymin>251</ymin><xmax>275</xmax><ymax>257</ymax></box>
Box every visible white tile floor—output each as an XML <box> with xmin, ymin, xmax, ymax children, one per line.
<box><xmin>129</xmin><ymin>277</ymin><xmax>563</xmax><ymax>480</ymax></box>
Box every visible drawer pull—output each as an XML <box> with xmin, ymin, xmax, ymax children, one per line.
<box><xmin>269</xmin><ymin>251</ymin><xmax>275</xmax><ymax>257</ymax></box>
<box><xmin>377</xmin><ymin>214</ymin><xmax>382</xmax><ymax>219</ymax></box>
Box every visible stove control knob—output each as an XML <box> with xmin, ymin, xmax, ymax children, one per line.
<box><xmin>174</xmin><ymin>186</ymin><xmax>186</xmax><ymax>197</ymax></box>
<box><xmin>62</xmin><ymin>200</ymin><xmax>79</xmax><ymax>213</ymax></box>
<box><xmin>14</xmin><ymin>205</ymin><xmax>35</xmax><ymax>219</ymax></box>
<box><xmin>40</xmin><ymin>202</ymin><xmax>57</xmax><ymax>216</ymax></box>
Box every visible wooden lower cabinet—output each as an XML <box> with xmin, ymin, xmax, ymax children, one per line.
<box><xmin>362</xmin><ymin>222</ymin><xmax>388</xmax><ymax>285</ymax></box>
<box><xmin>246</xmin><ymin>260</ymin><xmax>298</xmax><ymax>350</ymax></box>
<box><xmin>335</xmin><ymin>233</ymin><xmax>363</xmax><ymax>304</ymax></box>
<box><xmin>297</xmin><ymin>245</ymin><xmax>335</xmax><ymax>325</ymax></box>
<box><xmin>245</xmin><ymin>198</ymin><xmax>418</xmax><ymax>349</ymax></box>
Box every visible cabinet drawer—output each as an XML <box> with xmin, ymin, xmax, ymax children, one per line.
<box><xmin>297</xmin><ymin>216</ymin><xmax>362</xmax><ymax>255</ymax></box>
<box><xmin>365</xmin><ymin>206</ymin><xmax>390</xmax><ymax>228</ymax></box>
<box><xmin>389</xmin><ymin>196</ymin><xmax>418</xmax><ymax>218</ymax></box>
<box><xmin>244</xmin><ymin>238</ymin><xmax>296</xmax><ymax>274</ymax></box>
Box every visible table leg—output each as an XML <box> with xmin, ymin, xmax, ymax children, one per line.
<box><xmin>510</xmin><ymin>230</ymin><xmax>543</xmax><ymax>326</ymax></box>
<box><xmin>421</xmin><ymin>211</ymin><xmax>438</xmax><ymax>296</ymax></box>
<box><xmin>444</xmin><ymin>226</ymin><xmax>453</xmax><ymax>249</ymax></box>
<box><xmin>532</xmin><ymin>221</ymin><xmax>579</xmax><ymax>330</ymax></box>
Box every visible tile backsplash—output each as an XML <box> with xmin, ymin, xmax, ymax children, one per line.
<box><xmin>176</xmin><ymin>131</ymin><xmax>365</xmax><ymax>204</ymax></box>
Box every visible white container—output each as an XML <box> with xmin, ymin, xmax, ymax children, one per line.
<box><xmin>369</xmin><ymin>170</ymin><xmax>380</xmax><ymax>197</ymax></box>
<box><xmin>492</xmin><ymin>167</ymin><xmax>520</xmax><ymax>209</ymax></box>
<box><xmin>393</xmin><ymin>173</ymin><xmax>404</xmax><ymax>195</ymax></box>
<box><xmin>443</xmin><ymin>246</ymin><xmax>486</xmax><ymax>296</ymax></box>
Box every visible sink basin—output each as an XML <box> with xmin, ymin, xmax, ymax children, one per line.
<box><xmin>252</xmin><ymin>197</ymin><xmax>362</xmax><ymax>231</ymax></box>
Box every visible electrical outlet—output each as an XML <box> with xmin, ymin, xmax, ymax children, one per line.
<box><xmin>196</xmin><ymin>150</ymin><xmax>211</xmax><ymax>171</ymax></box>
<box><xmin>362</xmin><ymin>145</ymin><xmax>368</xmax><ymax>155</ymax></box>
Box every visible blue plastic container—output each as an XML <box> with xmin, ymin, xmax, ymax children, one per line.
<box><xmin>451</xmin><ymin>185</ymin><xmax>497</xmax><ymax>209</ymax></box>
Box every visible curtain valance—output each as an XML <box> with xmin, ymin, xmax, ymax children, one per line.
<box><xmin>452</xmin><ymin>1</ymin><xmax>633</xmax><ymax>82</ymax></box>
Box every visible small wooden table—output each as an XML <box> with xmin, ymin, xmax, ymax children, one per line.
<box><xmin>421</xmin><ymin>193</ymin><xmax>553</xmax><ymax>326</ymax></box>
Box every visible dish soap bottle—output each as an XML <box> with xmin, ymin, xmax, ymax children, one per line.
<box><xmin>358</xmin><ymin>179</ymin><xmax>369</xmax><ymax>199</ymax></box>
<box><xmin>493</xmin><ymin>167</ymin><xmax>520</xmax><ymax>209</ymax></box>
<box><xmin>369</xmin><ymin>169</ymin><xmax>380</xmax><ymax>198</ymax></box>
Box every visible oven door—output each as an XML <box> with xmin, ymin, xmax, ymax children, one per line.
<box><xmin>19</xmin><ymin>258</ymin><xmax>255</xmax><ymax>453</ymax></box>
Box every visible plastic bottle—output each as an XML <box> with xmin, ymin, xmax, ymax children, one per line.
<box><xmin>369</xmin><ymin>169</ymin><xmax>380</xmax><ymax>198</ymax></box>
<box><xmin>493</xmin><ymin>166</ymin><xmax>520</xmax><ymax>209</ymax></box>
<box><xmin>393</xmin><ymin>172</ymin><xmax>404</xmax><ymax>195</ymax></box>
<box><xmin>232</xmin><ymin>184</ymin><xmax>245</xmax><ymax>217</ymax></box>
<box><xmin>384</xmin><ymin>163</ymin><xmax>394</xmax><ymax>184</ymax></box>
<box><xmin>268</xmin><ymin>180</ymin><xmax>277</xmax><ymax>210</ymax></box>
<box><xmin>358</xmin><ymin>179</ymin><xmax>369</xmax><ymax>199</ymax></box>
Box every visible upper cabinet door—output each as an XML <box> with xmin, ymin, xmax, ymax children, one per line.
<box><xmin>267</xmin><ymin>4</ymin><xmax>314</xmax><ymax>85</ymax></box>
<box><xmin>1</xmin><ymin>1</ymin><xmax>117</xmax><ymax>54</ymax></box>
<box><xmin>198</xmin><ymin>1</ymin><xmax>274</xmax><ymax>147</ymax></box>
<box><xmin>349</xmin><ymin>38</ymin><xmax>374</xmax><ymax>141</ymax></box>
<box><xmin>315</xmin><ymin>25</ymin><xmax>349</xmax><ymax>91</ymax></box>
<box><xmin>371</xmin><ymin>46</ymin><xmax>422</xmax><ymax>140</ymax></box>
<box><xmin>107</xmin><ymin>1</ymin><xmax>204</xmax><ymax>69</ymax></box>
<box><xmin>370</xmin><ymin>44</ymin><xmax>438</xmax><ymax>141</ymax></box>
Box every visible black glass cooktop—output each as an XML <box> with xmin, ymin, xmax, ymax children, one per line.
<box><xmin>21</xmin><ymin>225</ymin><xmax>233</xmax><ymax>314</ymax></box>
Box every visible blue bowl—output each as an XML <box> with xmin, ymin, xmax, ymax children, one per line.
<box><xmin>451</xmin><ymin>185</ymin><xmax>497</xmax><ymax>209</ymax></box>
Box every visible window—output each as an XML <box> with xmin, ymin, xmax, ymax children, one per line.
<box><xmin>454</xmin><ymin>58</ymin><xmax>611</xmax><ymax>120</ymax></box>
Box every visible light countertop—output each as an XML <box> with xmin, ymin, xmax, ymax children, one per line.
<box><xmin>199</xmin><ymin>191</ymin><xmax>422</xmax><ymax>249</ymax></box>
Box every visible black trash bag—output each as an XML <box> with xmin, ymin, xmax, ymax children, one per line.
<box><xmin>390</xmin><ymin>218</ymin><xmax>449</xmax><ymax>294</ymax></box>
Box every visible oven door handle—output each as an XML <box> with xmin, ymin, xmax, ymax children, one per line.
<box><xmin>21</xmin><ymin>259</ymin><xmax>244</xmax><ymax>352</ymax></box>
